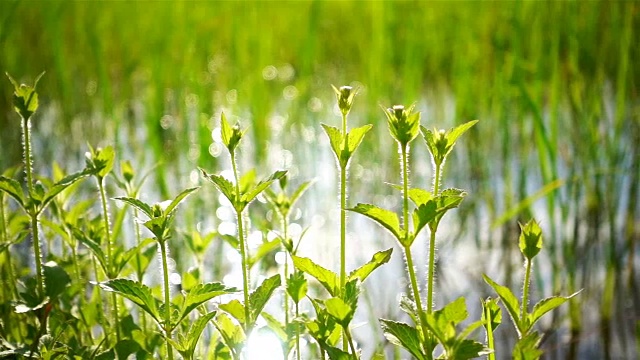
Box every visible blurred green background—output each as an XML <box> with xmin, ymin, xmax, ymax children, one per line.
<box><xmin>1</xmin><ymin>1</ymin><xmax>638</xmax><ymax>358</ymax></box>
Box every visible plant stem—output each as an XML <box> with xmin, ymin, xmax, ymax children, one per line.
<box><xmin>344</xmin><ymin>326</ymin><xmax>358</xmax><ymax>359</ymax></box>
<box><xmin>400</xmin><ymin>144</ymin><xmax>429</xmax><ymax>342</ymax></box>
<box><xmin>426</xmin><ymin>161</ymin><xmax>442</xmax><ymax>314</ymax></box>
<box><xmin>22</xmin><ymin>116</ymin><xmax>44</xmax><ymax>297</ymax></box>
<box><xmin>295</xmin><ymin>301</ymin><xmax>301</xmax><ymax>360</ymax></box>
<box><xmin>0</xmin><ymin>198</ymin><xmax>17</xmax><ymax>300</ymax></box>
<box><xmin>521</xmin><ymin>257</ymin><xmax>532</xmax><ymax>319</ymax></box>
<box><xmin>231</xmin><ymin>153</ymin><xmax>251</xmax><ymax>332</ymax></box>
<box><xmin>132</xmin><ymin>206</ymin><xmax>148</xmax><ymax>332</ymax></box>
<box><xmin>485</xmin><ymin>306</ymin><xmax>496</xmax><ymax>360</ymax></box>
<box><xmin>98</xmin><ymin>178</ymin><xmax>120</xmax><ymax>342</ymax></box>
<box><xmin>160</xmin><ymin>239</ymin><xmax>174</xmax><ymax>360</ymax></box>
<box><xmin>340</xmin><ymin>111</ymin><xmax>349</xmax><ymax>351</ymax></box>
<box><xmin>282</xmin><ymin>213</ymin><xmax>290</xmax><ymax>329</ymax></box>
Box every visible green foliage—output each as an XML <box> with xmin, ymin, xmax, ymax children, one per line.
<box><xmin>421</xmin><ymin>120</ymin><xmax>478</xmax><ymax>167</ymax></box>
<box><xmin>6</xmin><ymin>71</ymin><xmax>44</xmax><ymax>120</ymax></box>
<box><xmin>383</xmin><ymin>104</ymin><xmax>421</xmax><ymax>147</ymax></box>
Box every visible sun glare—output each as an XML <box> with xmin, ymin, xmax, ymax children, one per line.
<box><xmin>245</xmin><ymin>328</ymin><xmax>283</xmax><ymax>360</ymax></box>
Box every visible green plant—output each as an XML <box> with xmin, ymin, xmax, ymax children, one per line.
<box><xmin>483</xmin><ymin>219</ymin><xmax>579</xmax><ymax>359</ymax></box>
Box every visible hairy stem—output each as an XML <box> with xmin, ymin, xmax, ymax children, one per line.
<box><xmin>231</xmin><ymin>152</ymin><xmax>251</xmax><ymax>332</ymax></box>
<box><xmin>98</xmin><ymin>178</ymin><xmax>120</xmax><ymax>342</ymax></box>
<box><xmin>522</xmin><ymin>257</ymin><xmax>532</xmax><ymax>319</ymax></box>
<box><xmin>0</xmin><ymin>198</ymin><xmax>17</xmax><ymax>299</ymax></box>
<box><xmin>295</xmin><ymin>301</ymin><xmax>301</xmax><ymax>360</ymax></box>
<box><xmin>160</xmin><ymin>239</ymin><xmax>174</xmax><ymax>360</ymax></box>
<box><xmin>427</xmin><ymin>162</ymin><xmax>442</xmax><ymax>314</ymax></box>
<box><xmin>340</xmin><ymin>112</ymin><xmax>349</xmax><ymax>351</ymax></box>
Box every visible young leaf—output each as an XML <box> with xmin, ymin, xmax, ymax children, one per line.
<box><xmin>528</xmin><ymin>292</ymin><xmax>580</xmax><ymax>328</ymax></box>
<box><xmin>483</xmin><ymin>274</ymin><xmax>524</xmax><ymax>336</ymax></box>
<box><xmin>347</xmin><ymin>248</ymin><xmax>393</xmax><ymax>283</ymax></box>
<box><xmin>407</xmin><ymin>187</ymin><xmax>433</xmax><ymax>207</ymax></box>
<box><xmin>249</xmin><ymin>274</ymin><xmax>281</xmax><ymax>325</ymax></box>
<box><xmin>99</xmin><ymin>279</ymin><xmax>161</xmax><ymax>324</ymax></box>
<box><xmin>178</xmin><ymin>310</ymin><xmax>217</xmax><ymax>359</ymax></box>
<box><xmin>241</xmin><ymin>170</ymin><xmax>287</xmax><ymax>206</ymax></box>
<box><xmin>346</xmin><ymin>124</ymin><xmax>373</xmax><ymax>157</ymax></box>
<box><xmin>287</xmin><ymin>271</ymin><xmax>308</xmax><ymax>304</ymax></box>
<box><xmin>40</xmin><ymin>168</ymin><xmax>93</xmax><ymax>211</ymax></box>
<box><xmin>292</xmin><ymin>255</ymin><xmax>339</xmax><ymax>296</ymax></box>
<box><xmin>481</xmin><ymin>297</ymin><xmax>502</xmax><ymax>333</ymax></box>
<box><xmin>248</xmin><ymin>238</ymin><xmax>280</xmax><ymax>269</ymax></box>
<box><xmin>348</xmin><ymin>203</ymin><xmax>403</xmax><ymax>242</ymax></box>
<box><xmin>43</xmin><ymin>261</ymin><xmax>71</xmax><ymax>300</ymax></box>
<box><xmin>379</xmin><ymin>319</ymin><xmax>426</xmax><ymax>360</ymax></box>
<box><xmin>220</xmin><ymin>112</ymin><xmax>244</xmax><ymax>153</ymax></box>
<box><xmin>213</xmin><ymin>312</ymin><xmax>246</xmax><ymax>357</ymax></box>
<box><xmin>74</xmin><ymin>228</ymin><xmax>108</xmax><ymax>273</ymax></box>
<box><xmin>512</xmin><ymin>331</ymin><xmax>543</xmax><ymax>360</ymax></box>
<box><xmin>199</xmin><ymin>168</ymin><xmax>237</xmax><ymax>207</ymax></box>
<box><xmin>412</xmin><ymin>201</ymin><xmax>438</xmax><ymax>238</ymax></box>
<box><xmin>114</xmin><ymin>197</ymin><xmax>154</xmax><ymax>218</ymax></box>
<box><xmin>321</xmin><ymin>124</ymin><xmax>344</xmax><ymax>167</ymax></box>
<box><xmin>7</xmin><ymin>71</ymin><xmax>45</xmax><ymax>119</ymax></box>
<box><xmin>0</xmin><ymin>176</ymin><xmax>25</xmax><ymax>208</ymax></box>
<box><xmin>445</xmin><ymin>120</ymin><xmax>479</xmax><ymax>151</ymax></box>
<box><xmin>219</xmin><ymin>300</ymin><xmax>246</xmax><ymax>327</ymax></box>
<box><xmin>288</xmin><ymin>180</ymin><xmax>315</xmax><ymax>212</ymax></box>
<box><xmin>452</xmin><ymin>339</ymin><xmax>492</xmax><ymax>360</ymax></box>
<box><xmin>322</xmin><ymin>344</ymin><xmax>354</xmax><ymax>360</ymax></box>
<box><xmin>518</xmin><ymin>219</ymin><xmax>543</xmax><ymax>261</ymax></box>
<box><xmin>324</xmin><ymin>297</ymin><xmax>354</xmax><ymax>326</ymax></box>
<box><xmin>179</xmin><ymin>282</ymin><xmax>238</xmax><ymax>324</ymax></box>
<box><xmin>163</xmin><ymin>187</ymin><xmax>199</xmax><ymax>217</ymax></box>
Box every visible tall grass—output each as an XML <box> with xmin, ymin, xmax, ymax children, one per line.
<box><xmin>0</xmin><ymin>1</ymin><xmax>638</xmax><ymax>358</ymax></box>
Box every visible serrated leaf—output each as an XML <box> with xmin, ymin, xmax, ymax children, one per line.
<box><xmin>424</xmin><ymin>297</ymin><xmax>468</xmax><ymax>346</ymax></box>
<box><xmin>242</xmin><ymin>170</ymin><xmax>287</xmax><ymax>207</ymax></box>
<box><xmin>346</xmin><ymin>124</ymin><xmax>373</xmax><ymax>160</ymax></box>
<box><xmin>407</xmin><ymin>187</ymin><xmax>433</xmax><ymax>207</ymax></box>
<box><xmin>413</xmin><ymin>200</ymin><xmax>438</xmax><ymax>238</ymax></box>
<box><xmin>179</xmin><ymin>282</ymin><xmax>238</xmax><ymax>324</ymax></box>
<box><xmin>199</xmin><ymin>168</ymin><xmax>237</xmax><ymax>207</ymax></box>
<box><xmin>214</xmin><ymin>312</ymin><xmax>246</xmax><ymax>356</ymax></box>
<box><xmin>481</xmin><ymin>297</ymin><xmax>502</xmax><ymax>332</ymax></box>
<box><xmin>249</xmin><ymin>274</ymin><xmax>281</xmax><ymax>325</ymax></box>
<box><xmin>287</xmin><ymin>271</ymin><xmax>307</xmax><ymax>304</ymax></box>
<box><xmin>0</xmin><ymin>176</ymin><xmax>25</xmax><ymax>208</ymax></box>
<box><xmin>163</xmin><ymin>186</ymin><xmax>199</xmax><ymax>217</ymax></box>
<box><xmin>325</xmin><ymin>297</ymin><xmax>353</xmax><ymax>326</ymax></box>
<box><xmin>74</xmin><ymin>228</ymin><xmax>108</xmax><ymax>273</ymax></box>
<box><xmin>348</xmin><ymin>203</ymin><xmax>402</xmax><ymax>242</ymax></box>
<box><xmin>292</xmin><ymin>255</ymin><xmax>339</xmax><ymax>296</ymax></box>
<box><xmin>512</xmin><ymin>331</ymin><xmax>543</xmax><ymax>360</ymax></box>
<box><xmin>260</xmin><ymin>312</ymin><xmax>288</xmax><ymax>343</ymax></box>
<box><xmin>380</xmin><ymin>319</ymin><xmax>426</xmax><ymax>360</ymax></box>
<box><xmin>219</xmin><ymin>300</ymin><xmax>246</xmax><ymax>326</ymax></box>
<box><xmin>348</xmin><ymin>248</ymin><xmax>393</xmax><ymax>283</ymax></box>
<box><xmin>445</xmin><ymin>120</ymin><xmax>479</xmax><ymax>150</ymax></box>
<box><xmin>452</xmin><ymin>339</ymin><xmax>492</xmax><ymax>360</ymax></box>
<box><xmin>519</xmin><ymin>219</ymin><xmax>543</xmax><ymax>261</ymax></box>
<box><xmin>99</xmin><ymin>279</ymin><xmax>161</xmax><ymax>324</ymax></box>
<box><xmin>43</xmin><ymin>261</ymin><xmax>70</xmax><ymax>299</ymax></box>
<box><xmin>528</xmin><ymin>292</ymin><xmax>579</xmax><ymax>329</ymax></box>
<box><xmin>114</xmin><ymin>197</ymin><xmax>154</xmax><ymax>218</ymax></box>
<box><xmin>321</xmin><ymin>124</ymin><xmax>344</xmax><ymax>167</ymax></box>
<box><xmin>289</xmin><ymin>180</ymin><xmax>315</xmax><ymax>212</ymax></box>
<box><xmin>113</xmin><ymin>237</ymin><xmax>155</xmax><ymax>276</ymax></box>
<box><xmin>483</xmin><ymin>274</ymin><xmax>524</xmax><ymax>336</ymax></box>
<box><xmin>180</xmin><ymin>310</ymin><xmax>217</xmax><ymax>358</ymax></box>
<box><xmin>322</xmin><ymin>344</ymin><xmax>354</xmax><ymax>360</ymax></box>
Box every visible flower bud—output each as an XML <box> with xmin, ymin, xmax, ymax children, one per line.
<box><xmin>383</xmin><ymin>104</ymin><xmax>421</xmax><ymax>147</ymax></box>
<box><xmin>332</xmin><ymin>85</ymin><xmax>358</xmax><ymax>116</ymax></box>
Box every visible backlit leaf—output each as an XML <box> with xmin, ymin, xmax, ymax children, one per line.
<box><xmin>114</xmin><ymin>197</ymin><xmax>154</xmax><ymax>218</ymax></box>
<box><xmin>200</xmin><ymin>168</ymin><xmax>237</xmax><ymax>207</ymax></box>
<box><xmin>321</xmin><ymin>124</ymin><xmax>344</xmax><ymax>167</ymax></box>
<box><xmin>483</xmin><ymin>274</ymin><xmax>524</xmax><ymax>336</ymax></box>
<box><xmin>219</xmin><ymin>300</ymin><xmax>246</xmax><ymax>326</ymax></box>
<box><xmin>348</xmin><ymin>248</ymin><xmax>393</xmax><ymax>283</ymax></box>
<box><xmin>0</xmin><ymin>176</ymin><xmax>25</xmax><ymax>208</ymax></box>
<box><xmin>348</xmin><ymin>203</ymin><xmax>402</xmax><ymax>242</ymax></box>
<box><xmin>528</xmin><ymin>292</ymin><xmax>579</xmax><ymax>329</ymax></box>
<box><xmin>249</xmin><ymin>274</ymin><xmax>281</xmax><ymax>325</ymax></box>
<box><xmin>242</xmin><ymin>170</ymin><xmax>287</xmax><ymax>207</ymax></box>
<box><xmin>292</xmin><ymin>255</ymin><xmax>339</xmax><ymax>296</ymax></box>
<box><xmin>99</xmin><ymin>279</ymin><xmax>161</xmax><ymax>324</ymax></box>
<box><xmin>325</xmin><ymin>297</ymin><xmax>353</xmax><ymax>326</ymax></box>
<box><xmin>179</xmin><ymin>282</ymin><xmax>238</xmax><ymax>324</ymax></box>
<box><xmin>163</xmin><ymin>186</ymin><xmax>199</xmax><ymax>217</ymax></box>
<box><xmin>380</xmin><ymin>319</ymin><xmax>426</xmax><ymax>360</ymax></box>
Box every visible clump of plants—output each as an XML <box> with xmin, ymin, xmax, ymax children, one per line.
<box><xmin>0</xmin><ymin>73</ymin><xmax>578</xmax><ymax>359</ymax></box>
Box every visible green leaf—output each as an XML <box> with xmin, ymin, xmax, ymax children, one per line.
<box><xmin>113</xmin><ymin>238</ymin><xmax>155</xmax><ymax>276</ymax></box>
<box><xmin>199</xmin><ymin>168</ymin><xmax>237</xmax><ymax>207</ymax></box>
<box><xmin>249</xmin><ymin>274</ymin><xmax>281</xmax><ymax>325</ymax></box>
<box><xmin>0</xmin><ymin>176</ymin><xmax>25</xmax><ymax>208</ymax></box>
<box><xmin>249</xmin><ymin>238</ymin><xmax>280</xmax><ymax>269</ymax></box>
<box><xmin>445</xmin><ymin>120</ymin><xmax>479</xmax><ymax>151</ymax></box>
<box><xmin>41</xmin><ymin>168</ymin><xmax>93</xmax><ymax>212</ymax></box>
<box><xmin>115</xmin><ymin>339</ymin><xmax>140</xmax><ymax>360</ymax></box>
<box><xmin>321</xmin><ymin>124</ymin><xmax>344</xmax><ymax>167</ymax></box>
<box><xmin>324</xmin><ymin>297</ymin><xmax>353</xmax><ymax>326</ymax></box>
<box><xmin>481</xmin><ymin>297</ymin><xmax>502</xmax><ymax>332</ymax></box>
<box><xmin>483</xmin><ymin>274</ymin><xmax>524</xmax><ymax>336</ymax></box>
<box><xmin>7</xmin><ymin>71</ymin><xmax>44</xmax><ymax>119</ymax></box>
<box><xmin>219</xmin><ymin>300</ymin><xmax>246</xmax><ymax>326</ymax></box>
<box><xmin>379</xmin><ymin>319</ymin><xmax>426</xmax><ymax>360</ymax></box>
<box><xmin>43</xmin><ymin>261</ymin><xmax>70</xmax><ymax>300</ymax></box>
<box><xmin>289</xmin><ymin>180</ymin><xmax>315</xmax><ymax>212</ymax></box>
<box><xmin>322</xmin><ymin>344</ymin><xmax>354</xmax><ymax>360</ymax></box>
<box><xmin>424</xmin><ymin>297</ymin><xmax>468</xmax><ymax>346</ymax></box>
<box><xmin>512</xmin><ymin>331</ymin><xmax>543</xmax><ymax>360</ymax></box>
<box><xmin>518</xmin><ymin>219</ymin><xmax>543</xmax><ymax>261</ymax></box>
<box><xmin>213</xmin><ymin>312</ymin><xmax>246</xmax><ymax>356</ymax></box>
<box><xmin>242</xmin><ymin>170</ymin><xmax>287</xmax><ymax>207</ymax></box>
<box><xmin>412</xmin><ymin>200</ymin><xmax>438</xmax><ymax>238</ymax></box>
<box><xmin>346</xmin><ymin>124</ymin><xmax>373</xmax><ymax>158</ymax></box>
<box><xmin>407</xmin><ymin>187</ymin><xmax>433</xmax><ymax>207</ymax></box>
<box><xmin>452</xmin><ymin>339</ymin><xmax>491</xmax><ymax>360</ymax></box>
<box><xmin>163</xmin><ymin>186</ymin><xmax>199</xmax><ymax>217</ymax></box>
<box><xmin>114</xmin><ymin>197</ymin><xmax>154</xmax><ymax>218</ymax></box>
<box><xmin>179</xmin><ymin>311</ymin><xmax>217</xmax><ymax>358</ymax></box>
<box><xmin>348</xmin><ymin>248</ymin><xmax>393</xmax><ymax>283</ymax></box>
<box><xmin>528</xmin><ymin>292</ymin><xmax>579</xmax><ymax>328</ymax></box>
<box><xmin>383</xmin><ymin>104</ymin><xmax>421</xmax><ymax>147</ymax></box>
<box><xmin>220</xmin><ymin>112</ymin><xmax>244</xmax><ymax>153</ymax></box>
<box><xmin>179</xmin><ymin>282</ymin><xmax>238</xmax><ymax>324</ymax></box>
<box><xmin>260</xmin><ymin>312</ymin><xmax>288</xmax><ymax>343</ymax></box>
<box><xmin>74</xmin><ymin>227</ymin><xmax>108</xmax><ymax>273</ymax></box>
<box><xmin>286</xmin><ymin>270</ymin><xmax>307</xmax><ymax>304</ymax></box>
<box><xmin>95</xmin><ymin>145</ymin><xmax>115</xmax><ymax>178</ymax></box>
<box><xmin>99</xmin><ymin>279</ymin><xmax>161</xmax><ymax>324</ymax></box>
<box><xmin>348</xmin><ymin>203</ymin><xmax>403</xmax><ymax>242</ymax></box>
<box><xmin>292</xmin><ymin>255</ymin><xmax>339</xmax><ymax>296</ymax></box>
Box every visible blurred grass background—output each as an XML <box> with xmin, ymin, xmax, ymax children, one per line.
<box><xmin>0</xmin><ymin>1</ymin><xmax>638</xmax><ymax>358</ymax></box>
